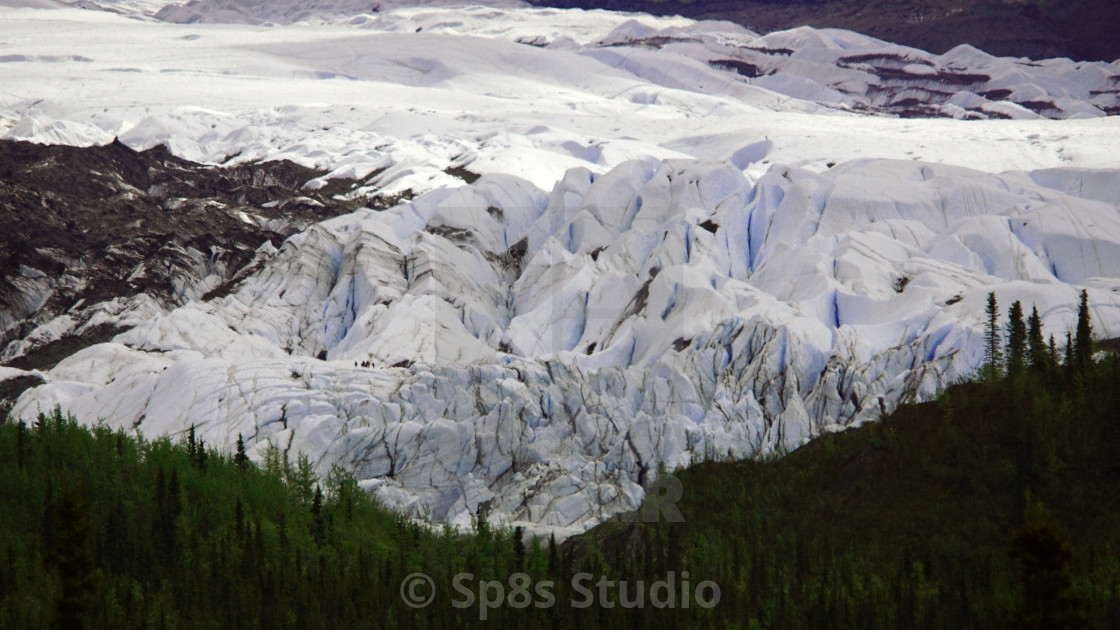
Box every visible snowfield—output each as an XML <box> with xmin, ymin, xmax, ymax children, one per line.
<box><xmin>3</xmin><ymin>1</ymin><xmax>1119</xmax><ymax>194</ymax></box>
<box><xmin>2</xmin><ymin>0</ymin><xmax>1119</xmax><ymax>536</ymax></box>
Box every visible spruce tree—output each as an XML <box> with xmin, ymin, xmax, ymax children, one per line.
<box><xmin>1007</xmin><ymin>500</ymin><xmax>1089</xmax><ymax>630</ymax></box>
<box><xmin>548</xmin><ymin>532</ymin><xmax>560</xmax><ymax>575</ymax></box>
<box><xmin>1073</xmin><ymin>289</ymin><xmax>1093</xmax><ymax>372</ymax></box>
<box><xmin>162</xmin><ymin>469</ymin><xmax>181</xmax><ymax>565</ymax></box>
<box><xmin>513</xmin><ymin>526</ymin><xmax>526</xmax><ymax>569</ymax></box>
<box><xmin>16</xmin><ymin>420</ymin><xmax>26</xmax><ymax>470</ymax></box>
<box><xmin>234</xmin><ymin>498</ymin><xmax>245</xmax><ymax>542</ymax></box>
<box><xmin>277</xmin><ymin>510</ymin><xmax>288</xmax><ymax>553</ymax></box>
<box><xmin>311</xmin><ymin>486</ymin><xmax>324</xmax><ymax>545</ymax></box>
<box><xmin>235</xmin><ymin>434</ymin><xmax>249</xmax><ymax>470</ymax></box>
<box><xmin>1006</xmin><ymin>300</ymin><xmax>1027</xmax><ymax>376</ymax></box>
<box><xmin>1027</xmin><ymin>306</ymin><xmax>1048</xmax><ymax>373</ymax></box>
<box><xmin>194</xmin><ymin>437</ymin><xmax>207</xmax><ymax>471</ymax></box>
<box><xmin>47</xmin><ymin>482</ymin><xmax>97</xmax><ymax>630</ymax></box>
<box><xmin>984</xmin><ymin>292</ymin><xmax>1003</xmax><ymax>377</ymax></box>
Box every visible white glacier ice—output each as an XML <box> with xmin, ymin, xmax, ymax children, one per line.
<box><xmin>12</xmin><ymin>156</ymin><xmax>1120</xmax><ymax>536</ymax></box>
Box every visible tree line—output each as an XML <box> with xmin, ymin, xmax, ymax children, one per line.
<box><xmin>983</xmin><ymin>289</ymin><xmax>1096</xmax><ymax>379</ymax></box>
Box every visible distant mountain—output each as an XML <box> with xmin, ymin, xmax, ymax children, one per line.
<box><xmin>526</xmin><ymin>0</ymin><xmax>1120</xmax><ymax>62</ymax></box>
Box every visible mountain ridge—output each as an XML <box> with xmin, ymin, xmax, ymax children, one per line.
<box><xmin>527</xmin><ymin>0</ymin><xmax>1120</xmax><ymax>63</ymax></box>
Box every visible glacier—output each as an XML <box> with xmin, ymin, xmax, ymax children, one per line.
<box><xmin>10</xmin><ymin>156</ymin><xmax>1120</xmax><ymax>536</ymax></box>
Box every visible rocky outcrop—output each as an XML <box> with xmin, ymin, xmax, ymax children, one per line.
<box><xmin>0</xmin><ymin>139</ymin><xmax>373</xmax><ymax>366</ymax></box>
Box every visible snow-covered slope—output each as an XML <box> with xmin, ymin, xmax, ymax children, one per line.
<box><xmin>147</xmin><ymin>0</ymin><xmax>1120</xmax><ymax>120</ymax></box>
<box><xmin>2</xmin><ymin>1</ymin><xmax>1120</xmax><ymax>536</ymax></box>
<box><xmin>152</xmin><ymin>0</ymin><xmax>530</xmax><ymax>25</ymax></box>
<box><xmin>596</xmin><ymin>21</ymin><xmax>1120</xmax><ymax>120</ymax></box>
<box><xmin>1</xmin><ymin>3</ymin><xmax>1118</xmax><ymax>200</ymax></box>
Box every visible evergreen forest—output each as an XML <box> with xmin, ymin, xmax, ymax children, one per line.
<box><xmin>1</xmin><ymin>291</ymin><xmax>1118</xmax><ymax>629</ymax></box>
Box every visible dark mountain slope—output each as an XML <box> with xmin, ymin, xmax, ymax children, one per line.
<box><xmin>529</xmin><ymin>0</ymin><xmax>1120</xmax><ymax>62</ymax></box>
<box><xmin>0</xmin><ymin>139</ymin><xmax>390</xmax><ymax>367</ymax></box>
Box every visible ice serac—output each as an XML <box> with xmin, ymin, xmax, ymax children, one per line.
<box><xmin>12</xmin><ymin>157</ymin><xmax>1120</xmax><ymax>536</ymax></box>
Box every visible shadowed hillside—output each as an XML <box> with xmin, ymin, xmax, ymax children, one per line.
<box><xmin>529</xmin><ymin>0</ymin><xmax>1120</xmax><ymax>62</ymax></box>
